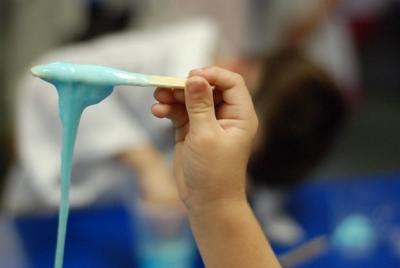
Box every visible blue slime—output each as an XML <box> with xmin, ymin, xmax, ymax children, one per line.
<box><xmin>31</xmin><ymin>62</ymin><xmax>150</xmax><ymax>86</ymax></box>
<box><xmin>54</xmin><ymin>83</ymin><xmax>112</xmax><ymax>268</ymax></box>
<box><xmin>31</xmin><ymin>62</ymin><xmax>145</xmax><ymax>268</ymax></box>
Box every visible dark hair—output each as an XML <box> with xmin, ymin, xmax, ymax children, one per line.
<box><xmin>248</xmin><ymin>49</ymin><xmax>348</xmax><ymax>189</ymax></box>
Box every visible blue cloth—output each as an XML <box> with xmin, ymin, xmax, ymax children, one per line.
<box><xmin>15</xmin><ymin>204</ymin><xmax>138</xmax><ymax>268</ymax></box>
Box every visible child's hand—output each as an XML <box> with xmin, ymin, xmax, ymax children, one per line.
<box><xmin>152</xmin><ymin>67</ymin><xmax>258</xmax><ymax>212</ymax></box>
<box><xmin>152</xmin><ymin>67</ymin><xmax>280</xmax><ymax>268</ymax></box>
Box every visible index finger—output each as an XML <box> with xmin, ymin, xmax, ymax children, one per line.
<box><xmin>189</xmin><ymin>67</ymin><xmax>252</xmax><ymax>107</ymax></box>
<box><xmin>190</xmin><ymin>67</ymin><xmax>244</xmax><ymax>89</ymax></box>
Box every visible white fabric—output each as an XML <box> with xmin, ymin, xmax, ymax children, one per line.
<box><xmin>5</xmin><ymin>19</ymin><xmax>218</xmax><ymax>214</ymax></box>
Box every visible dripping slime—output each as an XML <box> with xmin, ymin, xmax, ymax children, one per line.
<box><xmin>31</xmin><ymin>62</ymin><xmax>185</xmax><ymax>268</ymax></box>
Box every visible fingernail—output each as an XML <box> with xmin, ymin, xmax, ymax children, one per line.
<box><xmin>188</xmin><ymin>79</ymin><xmax>205</xmax><ymax>97</ymax></box>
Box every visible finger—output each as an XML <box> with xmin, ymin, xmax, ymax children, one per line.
<box><xmin>151</xmin><ymin>103</ymin><xmax>172</xmax><ymax>118</ymax></box>
<box><xmin>151</xmin><ymin>103</ymin><xmax>189</xmax><ymax>142</ymax></box>
<box><xmin>184</xmin><ymin>76</ymin><xmax>218</xmax><ymax>132</ymax></box>
<box><xmin>202</xmin><ymin>67</ymin><xmax>250</xmax><ymax>105</ymax></box>
<box><xmin>193</xmin><ymin>67</ymin><xmax>255</xmax><ymax>121</ymax></box>
<box><xmin>173</xmin><ymin>90</ymin><xmax>186</xmax><ymax>104</ymax></box>
<box><xmin>190</xmin><ymin>67</ymin><xmax>243</xmax><ymax>90</ymax></box>
<box><xmin>174</xmin><ymin>86</ymin><xmax>222</xmax><ymax>106</ymax></box>
<box><xmin>151</xmin><ymin>103</ymin><xmax>188</xmax><ymax>129</ymax></box>
<box><xmin>154</xmin><ymin>87</ymin><xmax>176</xmax><ymax>104</ymax></box>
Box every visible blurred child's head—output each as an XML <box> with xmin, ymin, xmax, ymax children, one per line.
<box><xmin>248</xmin><ymin>48</ymin><xmax>347</xmax><ymax>189</ymax></box>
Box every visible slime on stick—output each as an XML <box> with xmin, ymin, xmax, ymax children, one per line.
<box><xmin>31</xmin><ymin>62</ymin><xmax>186</xmax><ymax>268</ymax></box>
<box><xmin>31</xmin><ymin>62</ymin><xmax>187</xmax><ymax>89</ymax></box>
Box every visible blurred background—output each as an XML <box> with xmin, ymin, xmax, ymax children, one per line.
<box><xmin>1</xmin><ymin>0</ymin><xmax>400</xmax><ymax>268</ymax></box>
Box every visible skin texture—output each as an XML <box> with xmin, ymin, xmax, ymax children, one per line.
<box><xmin>151</xmin><ymin>67</ymin><xmax>281</xmax><ymax>268</ymax></box>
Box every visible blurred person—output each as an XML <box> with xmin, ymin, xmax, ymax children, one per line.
<box><xmin>248</xmin><ymin>49</ymin><xmax>348</xmax><ymax>245</ymax></box>
<box><xmin>203</xmin><ymin>47</ymin><xmax>347</xmax><ymax>247</ymax></box>
<box><xmin>191</xmin><ymin>45</ymin><xmax>348</xmax><ymax>247</ymax></box>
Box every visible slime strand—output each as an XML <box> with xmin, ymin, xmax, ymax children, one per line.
<box><xmin>54</xmin><ymin>82</ymin><xmax>113</xmax><ymax>268</ymax></box>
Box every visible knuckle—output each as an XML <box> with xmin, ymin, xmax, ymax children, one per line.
<box><xmin>233</xmin><ymin>73</ymin><xmax>245</xmax><ymax>85</ymax></box>
<box><xmin>188</xmin><ymin>99</ymin><xmax>213</xmax><ymax>114</ymax></box>
<box><xmin>206</xmin><ymin>66</ymin><xmax>223</xmax><ymax>77</ymax></box>
<box><xmin>206</xmin><ymin>66</ymin><xmax>219</xmax><ymax>73</ymax></box>
<box><xmin>189</xmin><ymin>69</ymin><xmax>196</xmax><ymax>76</ymax></box>
<box><xmin>189</xmin><ymin>68</ymin><xmax>201</xmax><ymax>77</ymax></box>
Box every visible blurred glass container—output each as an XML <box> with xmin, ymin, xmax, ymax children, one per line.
<box><xmin>0</xmin><ymin>216</ymin><xmax>27</xmax><ymax>268</ymax></box>
<box><xmin>133</xmin><ymin>200</ymin><xmax>195</xmax><ymax>268</ymax></box>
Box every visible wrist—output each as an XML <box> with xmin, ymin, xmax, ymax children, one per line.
<box><xmin>186</xmin><ymin>194</ymin><xmax>249</xmax><ymax>221</ymax></box>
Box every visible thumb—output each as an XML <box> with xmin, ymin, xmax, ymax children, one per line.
<box><xmin>185</xmin><ymin>76</ymin><xmax>217</xmax><ymax>131</ymax></box>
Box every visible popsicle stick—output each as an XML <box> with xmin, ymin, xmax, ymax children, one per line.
<box><xmin>148</xmin><ymin>75</ymin><xmax>187</xmax><ymax>89</ymax></box>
